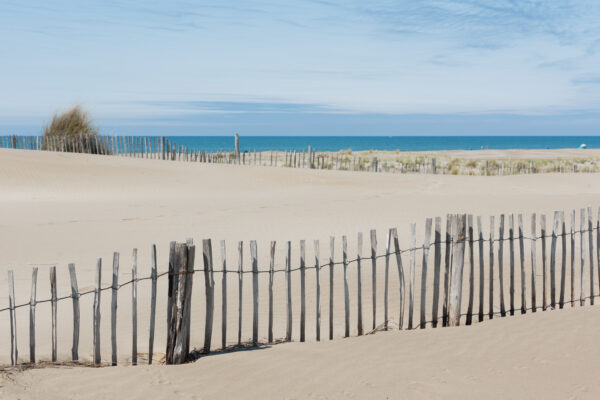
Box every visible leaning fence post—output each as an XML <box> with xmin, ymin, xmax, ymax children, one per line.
<box><xmin>448</xmin><ymin>215</ymin><xmax>467</xmax><ymax>326</ymax></box>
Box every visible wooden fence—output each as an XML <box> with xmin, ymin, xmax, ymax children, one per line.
<box><xmin>2</xmin><ymin>206</ymin><xmax>600</xmax><ymax>367</ymax></box>
<box><xmin>1</xmin><ymin>134</ymin><xmax>597</xmax><ymax>175</ymax></box>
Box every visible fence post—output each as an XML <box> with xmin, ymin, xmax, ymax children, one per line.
<box><xmin>166</xmin><ymin>241</ymin><xmax>195</xmax><ymax>364</ymax></box>
<box><xmin>202</xmin><ymin>240</ymin><xmax>213</xmax><ymax>353</ymax></box>
<box><xmin>8</xmin><ymin>270</ymin><xmax>17</xmax><ymax>365</ymax></box>
<box><xmin>68</xmin><ymin>264</ymin><xmax>80</xmax><ymax>361</ymax></box>
<box><xmin>93</xmin><ymin>258</ymin><xmax>102</xmax><ymax>365</ymax></box>
<box><xmin>448</xmin><ymin>214</ymin><xmax>467</xmax><ymax>326</ymax></box>
<box><xmin>30</xmin><ymin>267</ymin><xmax>38</xmax><ymax>363</ymax></box>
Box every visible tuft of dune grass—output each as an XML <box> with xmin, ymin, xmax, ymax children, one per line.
<box><xmin>43</xmin><ymin>105</ymin><xmax>109</xmax><ymax>154</ymax></box>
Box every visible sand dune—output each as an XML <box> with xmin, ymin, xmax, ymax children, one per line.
<box><xmin>1</xmin><ymin>148</ymin><xmax>600</xmax><ymax>399</ymax></box>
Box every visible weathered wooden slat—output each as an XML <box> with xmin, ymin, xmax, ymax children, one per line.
<box><xmin>580</xmin><ymin>208</ymin><xmax>586</xmax><ymax>306</ymax></box>
<box><xmin>184</xmin><ymin>241</ymin><xmax>196</xmax><ymax>358</ymax></box>
<box><xmin>357</xmin><ymin>232</ymin><xmax>364</xmax><ymax>335</ymax></box>
<box><xmin>29</xmin><ymin>267</ymin><xmax>38</xmax><ymax>363</ymax></box>
<box><xmin>286</xmin><ymin>241</ymin><xmax>293</xmax><ymax>341</ymax></box>
<box><xmin>341</xmin><ymin>236</ymin><xmax>350</xmax><ymax>337</ymax></box>
<box><xmin>93</xmin><ymin>258</ymin><xmax>102</xmax><ymax>365</ymax></box>
<box><xmin>329</xmin><ymin>236</ymin><xmax>334</xmax><ymax>340</ymax></box>
<box><xmin>540</xmin><ymin>214</ymin><xmax>548</xmax><ymax>311</ymax></box>
<box><xmin>597</xmin><ymin>207</ymin><xmax>600</xmax><ymax>303</ymax></box>
<box><xmin>268</xmin><ymin>241</ymin><xmax>275</xmax><ymax>343</ymax></box>
<box><xmin>449</xmin><ymin>215</ymin><xmax>467</xmax><ymax>326</ymax></box>
<box><xmin>466</xmin><ymin>215</ymin><xmax>474</xmax><ymax>325</ymax></box>
<box><xmin>508</xmin><ymin>214</ymin><xmax>515</xmax><ymax>316</ymax></box>
<box><xmin>498</xmin><ymin>215</ymin><xmax>506</xmax><ymax>317</ymax></box>
<box><xmin>50</xmin><ymin>266</ymin><xmax>57</xmax><ymax>362</ymax></box>
<box><xmin>131</xmin><ymin>248</ymin><xmax>138</xmax><ymax>365</ymax></box>
<box><xmin>221</xmin><ymin>240</ymin><xmax>228</xmax><ymax>348</ymax></box>
<box><xmin>251</xmin><ymin>240</ymin><xmax>259</xmax><ymax>346</ymax></box>
<box><xmin>111</xmin><ymin>252</ymin><xmax>119</xmax><ymax>366</ymax></box>
<box><xmin>68</xmin><ymin>264</ymin><xmax>80</xmax><ymax>361</ymax></box>
<box><xmin>588</xmin><ymin>206</ymin><xmax>595</xmax><ymax>305</ymax></box>
<box><xmin>559</xmin><ymin>211</ymin><xmax>566</xmax><ymax>308</ymax></box>
<box><xmin>518</xmin><ymin>215</ymin><xmax>526</xmax><ymax>314</ymax></box>
<box><xmin>420</xmin><ymin>218</ymin><xmax>432</xmax><ymax>329</ymax></box>
<box><xmin>237</xmin><ymin>241</ymin><xmax>243</xmax><ymax>345</ymax></box>
<box><xmin>432</xmin><ymin>217</ymin><xmax>442</xmax><ymax>327</ymax></box>
<box><xmin>391</xmin><ymin>228</ymin><xmax>405</xmax><ymax>329</ymax></box>
<box><xmin>530</xmin><ymin>213</ymin><xmax>537</xmax><ymax>312</ymax></box>
<box><xmin>489</xmin><ymin>216</ymin><xmax>495</xmax><ymax>319</ymax></box>
<box><xmin>549</xmin><ymin>212</ymin><xmax>560</xmax><ymax>309</ymax></box>
<box><xmin>443</xmin><ymin>215</ymin><xmax>452</xmax><ymax>326</ymax></box>
<box><xmin>148</xmin><ymin>245</ymin><xmax>157</xmax><ymax>364</ymax></box>
<box><xmin>478</xmin><ymin>216</ymin><xmax>485</xmax><ymax>321</ymax></box>
<box><xmin>203</xmin><ymin>239</ymin><xmax>215</xmax><ymax>353</ymax></box>
<box><xmin>314</xmin><ymin>240</ymin><xmax>321</xmax><ymax>341</ymax></box>
<box><xmin>167</xmin><ymin>241</ymin><xmax>176</xmax><ymax>343</ymax></box>
<box><xmin>167</xmin><ymin>242</ymin><xmax>194</xmax><ymax>364</ymax></box>
<box><xmin>8</xmin><ymin>270</ymin><xmax>17</xmax><ymax>365</ymax></box>
<box><xmin>597</xmin><ymin>207</ymin><xmax>600</xmax><ymax>302</ymax></box>
<box><xmin>370</xmin><ymin>229</ymin><xmax>377</xmax><ymax>330</ymax></box>
<box><xmin>384</xmin><ymin>229</ymin><xmax>392</xmax><ymax>330</ymax></box>
<box><xmin>408</xmin><ymin>224</ymin><xmax>416</xmax><ymax>329</ymax></box>
<box><xmin>570</xmin><ymin>210</ymin><xmax>575</xmax><ymax>307</ymax></box>
<box><xmin>300</xmin><ymin>240</ymin><xmax>306</xmax><ymax>342</ymax></box>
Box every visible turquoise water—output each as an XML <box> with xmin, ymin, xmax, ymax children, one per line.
<box><xmin>166</xmin><ymin>136</ymin><xmax>600</xmax><ymax>152</ymax></box>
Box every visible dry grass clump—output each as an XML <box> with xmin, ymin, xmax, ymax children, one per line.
<box><xmin>43</xmin><ymin>105</ymin><xmax>108</xmax><ymax>154</ymax></box>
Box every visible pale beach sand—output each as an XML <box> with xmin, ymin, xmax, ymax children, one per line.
<box><xmin>1</xmin><ymin>148</ymin><xmax>600</xmax><ymax>399</ymax></box>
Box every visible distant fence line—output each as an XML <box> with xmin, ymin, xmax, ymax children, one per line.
<box><xmin>1</xmin><ymin>134</ymin><xmax>597</xmax><ymax>175</ymax></box>
<box><xmin>3</xmin><ymin>206</ymin><xmax>600</xmax><ymax>367</ymax></box>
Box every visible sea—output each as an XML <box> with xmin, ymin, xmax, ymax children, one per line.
<box><xmin>165</xmin><ymin>136</ymin><xmax>600</xmax><ymax>153</ymax></box>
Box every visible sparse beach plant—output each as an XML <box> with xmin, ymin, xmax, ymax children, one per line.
<box><xmin>43</xmin><ymin>105</ymin><xmax>108</xmax><ymax>154</ymax></box>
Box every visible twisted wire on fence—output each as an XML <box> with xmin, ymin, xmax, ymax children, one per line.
<box><xmin>3</xmin><ymin>225</ymin><xmax>599</xmax><ymax>314</ymax></box>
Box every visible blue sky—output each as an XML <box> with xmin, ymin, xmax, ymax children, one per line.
<box><xmin>1</xmin><ymin>1</ymin><xmax>599</xmax><ymax>135</ymax></box>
